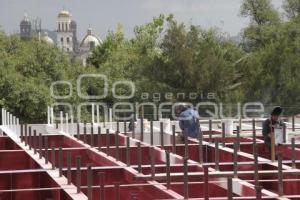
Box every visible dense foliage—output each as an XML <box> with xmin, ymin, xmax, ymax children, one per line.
<box><xmin>239</xmin><ymin>0</ymin><xmax>300</xmax><ymax>114</ymax></box>
<box><xmin>0</xmin><ymin>33</ymin><xmax>92</xmax><ymax>123</ymax></box>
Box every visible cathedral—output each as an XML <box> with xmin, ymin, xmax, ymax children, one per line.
<box><xmin>19</xmin><ymin>10</ymin><xmax>101</xmax><ymax>65</ymax></box>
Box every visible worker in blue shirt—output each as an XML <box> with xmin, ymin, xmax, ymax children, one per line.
<box><xmin>178</xmin><ymin>105</ymin><xmax>201</xmax><ymax>139</ymax></box>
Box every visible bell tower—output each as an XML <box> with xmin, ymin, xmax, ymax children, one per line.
<box><xmin>56</xmin><ymin>9</ymin><xmax>73</xmax><ymax>53</ymax></box>
<box><xmin>20</xmin><ymin>13</ymin><xmax>31</xmax><ymax>39</ymax></box>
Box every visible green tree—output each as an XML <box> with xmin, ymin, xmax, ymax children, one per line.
<box><xmin>240</xmin><ymin>1</ymin><xmax>300</xmax><ymax>114</ymax></box>
<box><xmin>88</xmin><ymin>15</ymin><xmax>244</xmax><ymax>110</ymax></box>
<box><xmin>240</xmin><ymin>0</ymin><xmax>281</xmax><ymax>51</ymax></box>
<box><xmin>87</xmin><ymin>24</ymin><xmax>125</xmax><ymax>68</ymax></box>
<box><xmin>0</xmin><ymin>33</ymin><xmax>78</xmax><ymax>123</ymax></box>
<box><xmin>240</xmin><ymin>0</ymin><xmax>280</xmax><ymax>25</ymax></box>
<box><xmin>283</xmin><ymin>0</ymin><xmax>300</xmax><ymax>18</ymax></box>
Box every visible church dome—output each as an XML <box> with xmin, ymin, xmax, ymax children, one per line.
<box><xmin>58</xmin><ymin>10</ymin><xmax>71</xmax><ymax>18</ymax></box>
<box><xmin>80</xmin><ymin>28</ymin><xmax>101</xmax><ymax>50</ymax></box>
<box><xmin>42</xmin><ymin>32</ymin><xmax>54</xmax><ymax>44</ymax></box>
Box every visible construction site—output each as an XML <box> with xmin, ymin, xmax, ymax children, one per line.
<box><xmin>0</xmin><ymin>108</ymin><xmax>299</xmax><ymax>200</ymax></box>
<box><xmin>2</xmin><ymin>0</ymin><xmax>300</xmax><ymax>199</ymax></box>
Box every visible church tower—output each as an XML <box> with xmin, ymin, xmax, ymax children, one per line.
<box><xmin>56</xmin><ymin>10</ymin><xmax>74</xmax><ymax>53</ymax></box>
<box><xmin>70</xmin><ymin>20</ymin><xmax>78</xmax><ymax>52</ymax></box>
<box><xmin>20</xmin><ymin>13</ymin><xmax>31</xmax><ymax>39</ymax></box>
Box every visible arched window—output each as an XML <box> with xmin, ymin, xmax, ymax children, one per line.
<box><xmin>66</xmin><ymin>37</ymin><xmax>70</xmax><ymax>44</ymax></box>
<box><xmin>61</xmin><ymin>37</ymin><xmax>64</xmax><ymax>43</ymax></box>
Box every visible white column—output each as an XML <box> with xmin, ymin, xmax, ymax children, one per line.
<box><xmin>65</xmin><ymin>113</ymin><xmax>69</xmax><ymax>135</ymax></box>
<box><xmin>70</xmin><ymin>115</ymin><xmax>74</xmax><ymax>136</ymax></box>
<box><xmin>1</xmin><ymin>108</ymin><xmax>4</xmax><ymax>125</ymax></box>
<box><xmin>160</xmin><ymin>118</ymin><xmax>171</xmax><ymax>133</ymax></box>
<box><xmin>6</xmin><ymin>111</ymin><xmax>9</xmax><ymax>127</ymax></box>
<box><xmin>239</xmin><ymin>117</ymin><xmax>242</xmax><ymax>132</ymax></box>
<box><xmin>92</xmin><ymin>103</ymin><xmax>95</xmax><ymax>124</ymax></box>
<box><xmin>1</xmin><ymin>108</ymin><xmax>3</xmax><ymax>125</ymax></box>
<box><xmin>9</xmin><ymin>113</ymin><xmax>13</xmax><ymax>129</ymax></box>
<box><xmin>10</xmin><ymin>114</ymin><xmax>13</xmax><ymax>130</ymax></box>
<box><xmin>50</xmin><ymin>107</ymin><xmax>54</xmax><ymax>125</ymax></box>
<box><xmin>60</xmin><ymin>111</ymin><xmax>63</xmax><ymax>132</ymax></box>
<box><xmin>5</xmin><ymin>110</ymin><xmax>8</xmax><ymax>126</ymax></box>
<box><xmin>3</xmin><ymin>109</ymin><xmax>6</xmax><ymax>126</ymax></box>
<box><xmin>109</xmin><ymin>108</ymin><xmax>113</xmax><ymax>130</ymax></box>
<box><xmin>96</xmin><ymin>105</ymin><xmax>100</xmax><ymax>124</ymax></box>
<box><xmin>47</xmin><ymin>106</ymin><xmax>50</xmax><ymax>125</ymax></box>
<box><xmin>12</xmin><ymin>116</ymin><xmax>16</xmax><ymax>134</ymax></box>
<box><xmin>16</xmin><ymin>118</ymin><xmax>20</xmax><ymax>136</ymax></box>
<box><xmin>103</xmin><ymin>109</ymin><xmax>107</xmax><ymax>128</ymax></box>
<box><xmin>11</xmin><ymin>115</ymin><xmax>14</xmax><ymax>131</ymax></box>
<box><xmin>5</xmin><ymin>109</ymin><xmax>7</xmax><ymax>126</ymax></box>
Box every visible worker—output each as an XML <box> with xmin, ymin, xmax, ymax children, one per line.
<box><xmin>262</xmin><ymin>106</ymin><xmax>283</xmax><ymax>152</ymax></box>
<box><xmin>178</xmin><ymin>104</ymin><xmax>201</xmax><ymax>140</ymax></box>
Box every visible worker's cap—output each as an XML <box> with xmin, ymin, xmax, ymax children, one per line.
<box><xmin>271</xmin><ymin>106</ymin><xmax>282</xmax><ymax>116</ymax></box>
<box><xmin>175</xmin><ymin>103</ymin><xmax>190</xmax><ymax>113</ymax></box>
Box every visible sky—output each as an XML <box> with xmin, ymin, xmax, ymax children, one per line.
<box><xmin>0</xmin><ymin>0</ymin><xmax>284</xmax><ymax>40</ymax></box>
